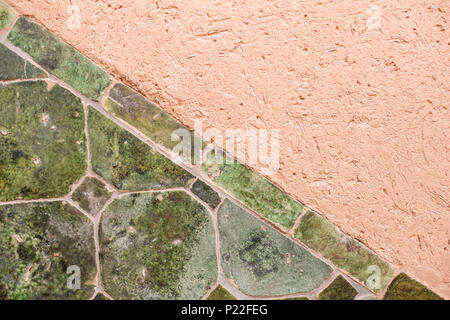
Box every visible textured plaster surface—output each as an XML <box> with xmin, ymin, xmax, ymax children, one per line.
<box><xmin>6</xmin><ymin>0</ymin><xmax>449</xmax><ymax>297</ymax></box>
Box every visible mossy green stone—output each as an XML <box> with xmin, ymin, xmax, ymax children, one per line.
<box><xmin>25</xmin><ymin>61</ymin><xmax>46</xmax><ymax>79</ymax></box>
<box><xmin>202</xmin><ymin>157</ymin><xmax>303</xmax><ymax>229</ymax></box>
<box><xmin>318</xmin><ymin>275</ymin><xmax>358</xmax><ymax>300</ymax></box>
<box><xmin>0</xmin><ymin>81</ymin><xmax>86</xmax><ymax>201</ymax></box>
<box><xmin>100</xmin><ymin>191</ymin><xmax>217</xmax><ymax>299</ymax></box>
<box><xmin>105</xmin><ymin>83</ymin><xmax>204</xmax><ymax>161</ymax></box>
<box><xmin>0</xmin><ymin>1</ymin><xmax>13</xmax><ymax>30</ymax></box>
<box><xmin>88</xmin><ymin>106</ymin><xmax>194</xmax><ymax>190</ymax></box>
<box><xmin>0</xmin><ymin>202</ymin><xmax>96</xmax><ymax>300</ymax></box>
<box><xmin>191</xmin><ymin>179</ymin><xmax>221</xmax><ymax>209</ymax></box>
<box><xmin>0</xmin><ymin>43</ymin><xmax>26</xmax><ymax>80</ymax></box>
<box><xmin>207</xmin><ymin>285</ymin><xmax>237</xmax><ymax>300</ymax></box>
<box><xmin>72</xmin><ymin>177</ymin><xmax>112</xmax><ymax>216</ymax></box>
<box><xmin>218</xmin><ymin>199</ymin><xmax>332</xmax><ymax>296</ymax></box>
<box><xmin>7</xmin><ymin>17</ymin><xmax>110</xmax><ymax>100</ymax></box>
<box><xmin>0</xmin><ymin>43</ymin><xmax>46</xmax><ymax>80</ymax></box>
<box><xmin>383</xmin><ymin>273</ymin><xmax>442</xmax><ymax>300</ymax></box>
<box><xmin>294</xmin><ymin>211</ymin><xmax>393</xmax><ymax>292</ymax></box>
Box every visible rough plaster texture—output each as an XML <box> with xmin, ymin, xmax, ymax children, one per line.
<box><xmin>6</xmin><ymin>0</ymin><xmax>449</xmax><ymax>297</ymax></box>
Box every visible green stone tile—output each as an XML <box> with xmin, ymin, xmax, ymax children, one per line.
<box><xmin>0</xmin><ymin>43</ymin><xmax>46</xmax><ymax>80</ymax></box>
<box><xmin>218</xmin><ymin>199</ymin><xmax>332</xmax><ymax>296</ymax></box>
<box><xmin>88</xmin><ymin>106</ymin><xmax>194</xmax><ymax>190</ymax></box>
<box><xmin>7</xmin><ymin>17</ymin><xmax>110</xmax><ymax>101</ymax></box>
<box><xmin>105</xmin><ymin>84</ymin><xmax>203</xmax><ymax>162</ymax></box>
<box><xmin>72</xmin><ymin>177</ymin><xmax>113</xmax><ymax>217</ymax></box>
<box><xmin>191</xmin><ymin>179</ymin><xmax>221</xmax><ymax>209</ymax></box>
<box><xmin>206</xmin><ymin>285</ymin><xmax>237</xmax><ymax>300</ymax></box>
<box><xmin>25</xmin><ymin>60</ymin><xmax>46</xmax><ymax>78</ymax></box>
<box><xmin>0</xmin><ymin>1</ymin><xmax>13</xmax><ymax>30</ymax></box>
<box><xmin>294</xmin><ymin>211</ymin><xmax>393</xmax><ymax>292</ymax></box>
<box><xmin>100</xmin><ymin>191</ymin><xmax>217</xmax><ymax>299</ymax></box>
<box><xmin>0</xmin><ymin>81</ymin><xmax>86</xmax><ymax>201</ymax></box>
<box><xmin>202</xmin><ymin>155</ymin><xmax>303</xmax><ymax>229</ymax></box>
<box><xmin>93</xmin><ymin>292</ymin><xmax>107</xmax><ymax>300</ymax></box>
<box><xmin>383</xmin><ymin>273</ymin><xmax>442</xmax><ymax>300</ymax></box>
<box><xmin>318</xmin><ymin>275</ymin><xmax>358</xmax><ymax>300</ymax></box>
<box><xmin>0</xmin><ymin>202</ymin><xmax>96</xmax><ymax>300</ymax></box>
<box><xmin>279</xmin><ymin>296</ymin><xmax>309</xmax><ymax>300</ymax></box>
<box><xmin>0</xmin><ymin>43</ymin><xmax>26</xmax><ymax>80</ymax></box>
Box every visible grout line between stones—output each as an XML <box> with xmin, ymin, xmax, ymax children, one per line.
<box><xmin>288</xmin><ymin>204</ymin><xmax>306</xmax><ymax>235</ymax></box>
<box><xmin>0</xmin><ymin>198</ymin><xmax>65</xmax><ymax>206</ymax></box>
<box><xmin>81</xmin><ymin>99</ymin><xmax>106</xmax><ymax>299</ymax></box>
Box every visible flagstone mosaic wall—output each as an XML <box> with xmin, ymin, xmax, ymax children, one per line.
<box><xmin>0</xmin><ymin>7</ymin><xmax>443</xmax><ymax>300</ymax></box>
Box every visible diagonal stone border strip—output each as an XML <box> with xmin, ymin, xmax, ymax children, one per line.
<box><xmin>7</xmin><ymin>17</ymin><xmax>111</xmax><ymax>101</ymax></box>
<box><xmin>0</xmin><ymin>8</ymin><xmax>443</xmax><ymax>300</ymax></box>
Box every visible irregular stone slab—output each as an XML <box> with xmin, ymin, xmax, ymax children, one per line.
<box><xmin>203</xmin><ymin>155</ymin><xmax>303</xmax><ymax>229</ymax></box>
<box><xmin>280</xmin><ymin>296</ymin><xmax>309</xmax><ymax>300</ymax></box>
<box><xmin>72</xmin><ymin>177</ymin><xmax>113</xmax><ymax>217</ymax></box>
<box><xmin>106</xmin><ymin>84</ymin><xmax>202</xmax><ymax>155</ymax></box>
<box><xmin>207</xmin><ymin>285</ymin><xmax>237</xmax><ymax>300</ymax></box>
<box><xmin>318</xmin><ymin>275</ymin><xmax>358</xmax><ymax>300</ymax></box>
<box><xmin>0</xmin><ymin>81</ymin><xmax>86</xmax><ymax>201</ymax></box>
<box><xmin>0</xmin><ymin>1</ymin><xmax>13</xmax><ymax>30</ymax></box>
<box><xmin>0</xmin><ymin>43</ymin><xmax>46</xmax><ymax>80</ymax></box>
<box><xmin>7</xmin><ymin>17</ymin><xmax>110</xmax><ymax>101</ymax></box>
<box><xmin>25</xmin><ymin>60</ymin><xmax>46</xmax><ymax>79</ymax></box>
<box><xmin>100</xmin><ymin>191</ymin><xmax>217</xmax><ymax>299</ymax></box>
<box><xmin>294</xmin><ymin>211</ymin><xmax>393</xmax><ymax>292</ymax></box>
<box><xmin>88</xmin><ymin>106</ymin><xmax>194</xmax><ymax>190</ymax></box>
<box><xmin>191</xmin><ymin>179</ymin><xmax>221</xmax><ymax>209</ymax></box>
<box><xmin>383</xmin><ymin>273</ymin><xmax>442</xmax><ymax>300</ymax></box>
<box><xmin>105</xmin><ymin>84</ymin><xmax>204</xmax><ymax>164</ymax></box>
<box><xmin>0</xmin><ymin>202</ymin><xmax>96</xmax><ymax>300</ymax></box>
<box><xmin>218</xmin><ymin>199</ymin><xmax>332</xmax><ymax>296</ymax></box>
